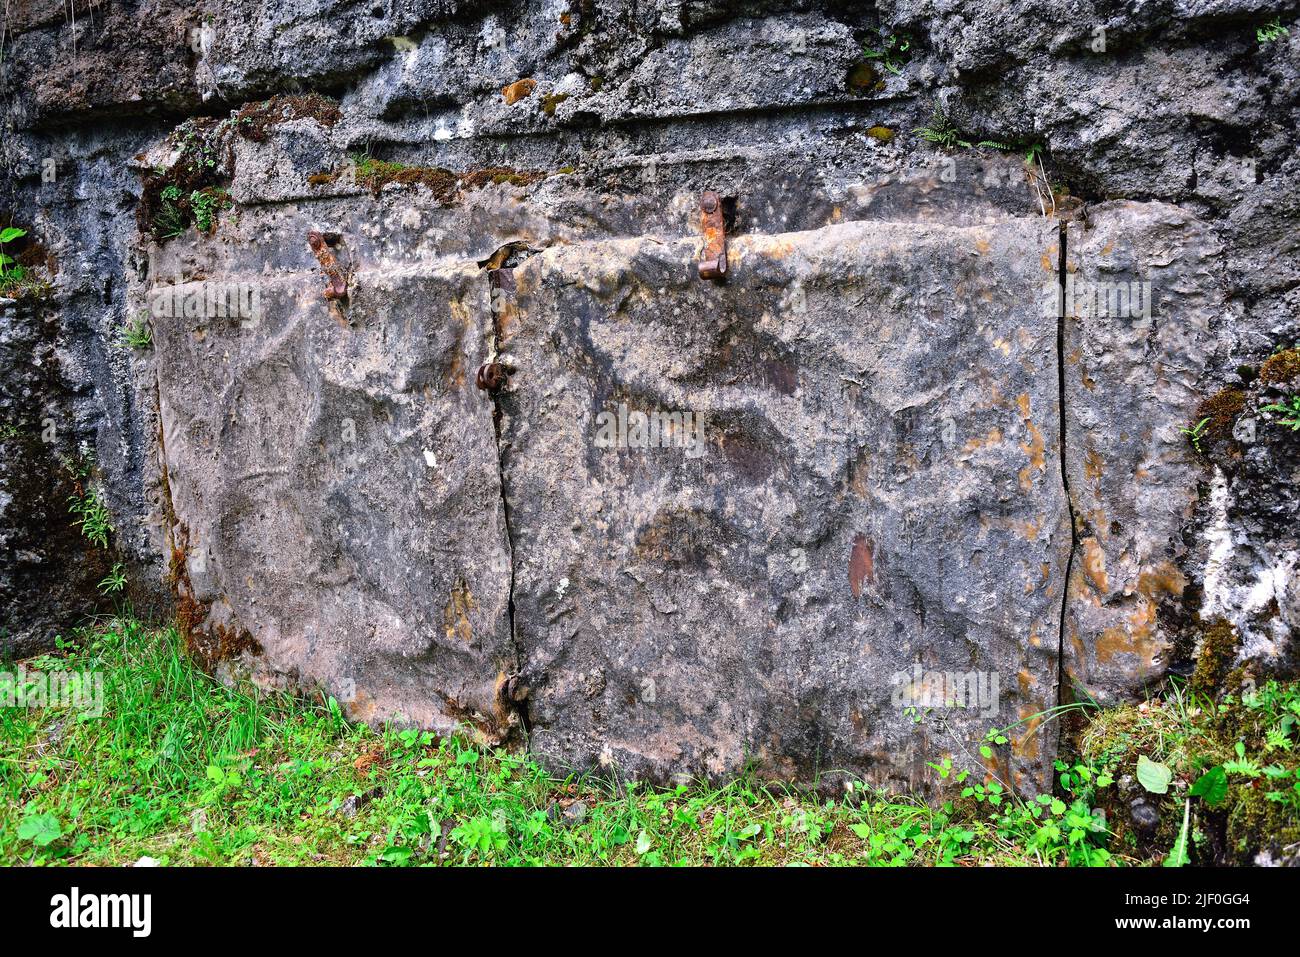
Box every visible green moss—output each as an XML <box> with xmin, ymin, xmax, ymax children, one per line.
<box><xmin>349</xmin><ymin>154</ymin><xmax>457</xmax><ymax>196</ymax></box>
<box><xmin>1190</xmin><ymin>618</ymin><xmax>1240</xmax><ymax>700</ymax></box>
<box><xmin>344</xmin><ymin>156</ymin><xmax>543</xmax><ymax>200</ymax></box>
<box><xmin>867</xmin><ymin>125</ymin><xmax>895</xmax><ymax>143</ymax></box>
<box><xmin>1226</xmin><ymin>781</ymin><xmax>1300</xmax><ymax>863</ymax></box>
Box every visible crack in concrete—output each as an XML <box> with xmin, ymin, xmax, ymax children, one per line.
<box><xmin>1054</xmin><ymin>220</ymin><xmax>1080</xmax><ymax>721</ymax></box>
<box><xmin>483</xmin><ymin>265</ymin><xmax>531</xmax><ymax>741</ymax></box>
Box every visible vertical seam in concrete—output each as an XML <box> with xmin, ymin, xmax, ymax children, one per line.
<box><xmin>1055</xmin><ymin>221</ymin><xmax>1079</xmax><ymax>718</ymax></box>
<box><xmin>484</xmin><ymin>268</ymin><xmax>530</xmax><ymax>739</ymax></box>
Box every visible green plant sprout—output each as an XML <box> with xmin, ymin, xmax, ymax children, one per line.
<box><xmin>121</xmin><ymin>313</ymin><xmax>152</xmax><ymax>349</ymax></box>
<box><xmin>98</xmin><ymin>563</ymin><xmax>127</xmax><ymax>596</ymax></box>
<box><xmin>1257</xmin><ymin>17</ymin><xmax>1289</xmax><ymax>43</ymax></box>
<box><xmin>864</xmin><ymin>32</ymin><xmax>913</xmax><ymax>75</ymax></box>
<box><xmin>1261</xmin><ymin>396</ymin><xmax>1300</xmax><ymax>430</ymax></box>
<box><xmin>68</xmin><ymin>489</ymin><xmax>112</xmax><ymax>549</ymax></box>
<box><xmin>1181</xmin><ymin>416</ymin><xmax>1211</xmax><ymax>450</ymax></box>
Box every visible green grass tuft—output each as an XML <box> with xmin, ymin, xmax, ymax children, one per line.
<box><xmin>3</xmin><ymin>619</ymin><xmax>1295</xmax><ymax>866</ymax></box>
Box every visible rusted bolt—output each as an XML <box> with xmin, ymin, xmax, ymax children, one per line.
<box><xmin>476</xmin><ymin>361</ymin><xmax>508</xmax><ymax>392</ymax></box>
<box><xmin>697</xmin><ymin>190</ymin><xmax>728</xmax><ymax>281</ymax></box>
<box><xmin>307</xmin><ymin>230</ymin><xmax>348</xmax><ymax>301</ymax></box>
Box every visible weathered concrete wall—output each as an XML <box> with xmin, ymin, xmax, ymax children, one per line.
<box><xmin>2</xmin><ymin>0</ymin><xmax>1298</xmax><ymax>792</ymax></box>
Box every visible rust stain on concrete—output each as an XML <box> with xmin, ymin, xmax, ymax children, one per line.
<box><xmin>849</xmin><ymin>533</ymin><xmax>874</xmax><ymax>598</ymax></box>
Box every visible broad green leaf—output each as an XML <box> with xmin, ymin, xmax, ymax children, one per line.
<box><xmin>1189</xmin><ymin>765</ymin><xmax>1228</xmax><ymax>806</ymax></box>
<box><xmin>0</xmin><ymin>227</ymin><xmax>26</xmax><ymax>244</ymax></box>
<box><xmin>17</xmin><ymin>812</ymin><xmax>62</xmax><ymax>846</ymax></box>
<box><xmin>1137</xmin><ymin>755</ymin><xmax>1172</xmax><ymax>794</ymax></box>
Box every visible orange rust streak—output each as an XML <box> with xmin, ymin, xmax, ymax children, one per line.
<box><xmin>849</xmin><ymin>533</ymin><xmax>874</xmax><ymax>598</ymax></box>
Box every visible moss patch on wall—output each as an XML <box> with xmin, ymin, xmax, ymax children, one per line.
<box><xmin>1260</xmin><ymin>347</ymin><xmax>1300</xmax><ymax>385</ymax></box>
<box><xmin>1194</xmin><ymin>387</ymin><xmax>1246</xmax><ymax>443</ymax></box>
<box><xmin>232</xmin><ymin>94</ymin><xmax>342</xmax><ymax>142</ymax></box>
<box><xmin>1190</xmin><ymin>618</ymin><xmax>1240</xmax><ymax>699</ymax></box>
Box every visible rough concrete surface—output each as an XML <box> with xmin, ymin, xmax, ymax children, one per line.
<box><xmin>2</xmin><ymin>0</ymin><xmax>1298</xmax><ymax>792</ymax></box>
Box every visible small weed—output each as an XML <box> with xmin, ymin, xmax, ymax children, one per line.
<box><xmin>67</xmin><ymin>488</ymin><xmax>112</xmax><ymax>549</ymax></box>
<box><xmin>0</xmin><ymin>226</ymin><xmax>27</xmax><ymax>292</ymax></box>
<box><xmin>912</xmin><ymin>105</ymin><xmax>1037</xmax><ymax>157</ymax></box>
<box><xmin>97</xmin><ymin>563</ymin><xmax>128</xmax><ymax>596</ymax></box>
<box><xmin>1181</xmin><ymin>416</ymin><xmax>1211</xmax><ymax>451</ymax></box>
<box><xmin>58</xmin><ymin>450</ymin><xmax>93</xmax><ymax>480</ymax></box>
<box><xmin>121</xmin><ymin>313</ymin><xmax>152</xmax><ymax>350</ymax></box>
<box><xmin>178</xmin><ymin>125</ymin><xmax>221</xmax><ymax>172</ymax></box>
<box><xmin>190</xmin><ymin>188</ymin><xmax>229</xmax><ymax>233</ymax></box>
<box><xmin>914</xmin><ymin>103</ymin><xmax>974</xmax><ymax>149</ymax></box>
<box><xmin>863</xmin><ymin>31</ymin><xmax>913</xmax><ymax>75</ymax></box>
<box><xmin>1257</xmin><ymin>17</ymin><xmax>1289</xmax><ymax>43</ymax></box>
<box><xmin>1261</xmin><ymin>396</ymin><xmax>1300</xmax><ymax>430</ymax></box>
<box><xmin>155</xmin><ymin>185</ymin><xmax>186</xmax><ymax>240</ymax></box>
<box><xmin>0</xmin><ymin>226</ymin><xmax>47</xmax><ymax>298</ymax></box>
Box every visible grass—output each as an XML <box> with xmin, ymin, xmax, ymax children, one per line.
<box><xmin>1080</xmin><ymin>677</ymin><xmax>1300</xmax><ymax>863</ymax></box>
<box><xmin>1</xmin><ymin>617</ymin><xmax>1295</xmax><ymax>866</ymax></box>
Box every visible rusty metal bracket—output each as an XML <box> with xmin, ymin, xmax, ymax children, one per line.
<box><xmin>697</xmin><ymin>191</ymin><xmax>728</xmax><ymax>281</ymax></box>
<box><xmin>307</xmin><ymin>230</ymin><xmax>348</xmax><ymax>301</ymax></box>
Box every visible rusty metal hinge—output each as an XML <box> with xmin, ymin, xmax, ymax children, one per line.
<box><xmin>697</xmin><ymin>191</ymin><xmax>729</xmax><ymax>281</ymax></box>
